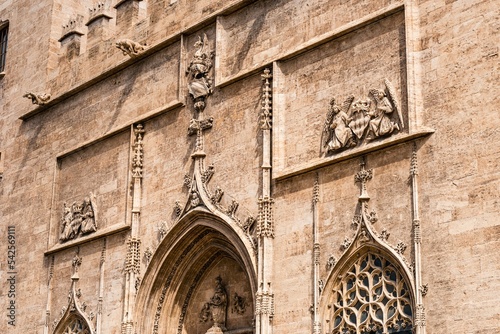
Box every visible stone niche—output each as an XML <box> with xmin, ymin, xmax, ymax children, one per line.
<box><xmin>183</xmin><ymin>257</ymin><xmax>254</xmax><ymax>334</ymax></box>
<box><xmin>273</xmin><ymin>10</ymin><xmax>410</xmax><ymax>179</ymax></box>
<box><xmin>47</xmin><ymin>129</ymin><xmax>131</xmax><ymax>251</ymax></box>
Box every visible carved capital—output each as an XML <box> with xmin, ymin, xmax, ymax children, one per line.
<box><xmin>255</xmin><ymin>291</ymin><xmax>274</xmax><ymax>317</ymax></box>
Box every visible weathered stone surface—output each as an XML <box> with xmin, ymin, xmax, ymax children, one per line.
<box><xmin>0</xmin><ymin>0</ymin><xmax>499</xmax><ymax>333</ymax></box>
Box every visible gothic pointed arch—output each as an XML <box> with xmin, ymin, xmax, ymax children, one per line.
<box><xmin>135</xmin><ymin>209</ymin><xmax>257</xmax><ymax>334</ymax></box>
<box><xmin>319</xmin><ymin>166</ymin><xmax>417</xmax><ymax>334</ymax></box>
<box><xmin>53</xmin><ymin>254</ymin><xmax>95</xmax><ymax>334</ymax></box>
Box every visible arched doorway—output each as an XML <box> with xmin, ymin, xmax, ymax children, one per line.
<box><xmin>135</xmin><ymin>211</ymin><xmax>257</xmax><ymax>334</ymax></box>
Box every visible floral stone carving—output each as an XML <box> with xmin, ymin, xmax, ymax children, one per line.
<box><xmin>59</xmin><ymin>193</ymin><xmax>97</xmax><ymax>242</ymax></box>
<box><xmin>322</xmin><ymin>79</ymin><xmax>403</xmax><ymax>154</ymax></box>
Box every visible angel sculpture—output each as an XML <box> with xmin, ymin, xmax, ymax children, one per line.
<box><xmin>81</xmin><ymin>193</ymin><xmax>97</xmax><ymax>234</ymax></box>
<box><xmin>59</xmin><ymin>193</ymin><xmax>97</xmax><ymax>242</ymax></box>
<box><xmin>366</xmin><ymin>79</ymin><xmax>403</xmax><ymax>140</ymax></box>
<box><xmin>322</xmin><ymin>95</ymin><xmax>356</xmax><ymax>153</ymax></box>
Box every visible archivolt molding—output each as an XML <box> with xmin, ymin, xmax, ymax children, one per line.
<box><xmin>134</xmin><ymin>215</ymin><xmax>257</xmax><ymax>334</ymax></box>
<box><xmin>52</xmin><ymin>253</ymin><xmax>95</xmax><ymax>334</ymax></box>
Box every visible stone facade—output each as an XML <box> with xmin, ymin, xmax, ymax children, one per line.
<box><xmin>0</xmin><ymin>0</ymin><xmax>499</xmax><ymax>333</ymax></box>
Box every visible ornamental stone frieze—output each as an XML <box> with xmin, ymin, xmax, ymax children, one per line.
<box><xmin>322</xmin><ymin>79</ymin><xmax>403</xmax><ymax>154</ymax></box>
<box><xmin>59</xmin><ymin>193</ymin><xmax>98</xmax><ymax>243</ymax></box>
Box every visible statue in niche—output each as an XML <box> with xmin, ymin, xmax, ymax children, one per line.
<box><xmin>199</xmin><ymin>276</ymin><xmax>228</xmax><ymax>332</ymax></box>
<box><xmin>322</xmin><ymin>79</ymin><xmax>403</xmax><ymax>154</ymax></box>
<box><xmin>186</xmin><ymin>34</ymin><xmax>214</xmax><ymax>113</ymax></box>
<box><xmin>59</xmin><ymin>193</ymin><xmax>97</xmax><ymax>242</ymax></box>
<box><xmin>231</xmin><ymin>292</ymin><xmax>248</xmax><ymax>315</ymax></box>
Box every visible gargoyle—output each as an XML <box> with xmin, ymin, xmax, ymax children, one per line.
<box><xmin>115</xmin><ymin>39</ymin><xmax>146</xmax><ymax>58</ymax></box>
<box><xmin>23</xmin><ymin>92</ymin><xmax>51</xmax><ymax>105</ymax></box>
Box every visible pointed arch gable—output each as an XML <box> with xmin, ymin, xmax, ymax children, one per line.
<box><xmin>135</xmin><ymin>210</ymin><xmax>257</xmax><ymax>334</ymax></box>
<box><xmin>320</xmin><ymin>217</ymin><xmax>417</xmax><ymax>334</ymax></box>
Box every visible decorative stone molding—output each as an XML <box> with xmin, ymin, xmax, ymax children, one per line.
<box><xmin>144</xmin><ymin>247</ymin><xmax>152</xmax><ymax>266</ymax></box>
<box><xmin>52</xmin><ymin>252</ymin><xmax>95</xmax><ymax>334</ymax></box>
<box><xmin>260</xmin><ymin>68</ymin><xmax>272</xmax><ymax>130</ymax></box>
<box><xmin>115</xmin><ymin>39</ymin><xmax>147</xmax><ymax>58</ymax></box>
<box><xmin>322</xmin><ymin>79</ymin><xmax>403</xmax><ymax>154</ymax></box>
<box><xmin>23</xmin><ymin>92</ymin><xmax>51</xmax><ymax>105</ymax></box>
<box><xmin>255</xmin><ymin>291</ymin><xmax>274</xmax><ymax>318</ymax></box>
<box><xmin>325</xmin><ymin>255</ymin><xmax>336</xmax><ymax>272</ymax></box>
<box><xmin>186</xmin><ymin>34</ymin><xmax>214</xmax><ymax>114</ymax></box>
<box><xmin>158</xmin><ymin>221</ymin><xmax>168</xmax><ymax>242</ymax></box>
<box><xmin>257</xmin><ymin>196</ymin><xmax>274</xmax><ymax>238</ymax></box>
<box><xmin>59</xmin><ymin>193</ymin><xmax>98</xmax><ymax>243</ymax></box>
<box><xmin>152</xmin><ymin>230</ymin><xmax>214</xmax><ymax>333</ymax></box>
<box><xmin>188</xmin><ymin>117</ymin><xmax>214</xmax><ymax>136</ymax></box>
<box><xmin>86</xmin><ymin>2</ymin><xmax>113</xmax><ymax>26</ymax></box>
<box><xmin>59</xmin><ymin>15</ymin><xmax>85</xmax><ymax>42</ymax></box>
<box><xmin>132</xmin><ymin>123</ymin><xmax>145</xmax><ymax>178</ymax></box>
<box><xmin>320</xmin><ymin>160</ymin><xmax>418</xmax><ymax>334</ymax></box>
<box><xmin>125</xmin><ymin>237</ymin><xmax>141</xmax><ymax>274</ymax></box>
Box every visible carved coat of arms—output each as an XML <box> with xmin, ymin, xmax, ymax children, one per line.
<box><xmin>322</xmin><ymin>79</ymin><xmax>403</xmax><ymax>154</ymax></box>
<box><xmin>60</xmin><ymin>193</ymin><xmax>97</xmax><ymax>242</ymax></box>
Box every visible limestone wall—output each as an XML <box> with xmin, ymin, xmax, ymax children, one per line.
<box><xmin>0</xmin><ymin>0</ymin><xmax>499</xmax><ymax>333</ymax></box>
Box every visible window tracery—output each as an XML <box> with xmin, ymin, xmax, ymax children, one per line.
<box><xmin>327</xmin><ymin>253</ymin><xmax>413</xmax><ymax>334</ymax></box>
<box><xmin>60</xmin><ymin>316</ymin><xmax>91</xmax><ymax>334</ymax></box>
